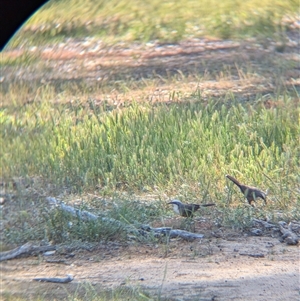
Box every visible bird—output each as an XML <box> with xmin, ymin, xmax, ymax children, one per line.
<box><xmin>168</xmin><ymin>200</ymin><xmax>216</xmax><ymax>218</ymax></box>
<box><xmin>225</xmin><ymin>174</ymin><xmax>267</xmax><ymax>206</ymax></box>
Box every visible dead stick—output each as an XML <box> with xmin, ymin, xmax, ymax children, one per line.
<box><xmin>0</xmin><ymin>243</ymin><xmax>56</xmax><ymax>262</ymax></box>
<box><xmin>239</xmin><ymin>253</ymin><xmax>265</xmax><ymax>258</ymax></box>
<box><xmin>252</xmin><ymin>218</ymin><xmax>277</xmax><ymax>229</ymax></box>
<box><xmin>33</xmin><ymin>275</ymin><xmax>73</xmax><ymax>283</ymax></box>
<box><xmin>46</xmin><ymin>197</ymin><xmax>205</xmax><ymax>241</ymax></box>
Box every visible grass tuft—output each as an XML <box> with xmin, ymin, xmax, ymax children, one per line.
<box><xmin>1</xmin><ymin>92</ymin><xmax>299</xmax><ymax>208</ymax></box>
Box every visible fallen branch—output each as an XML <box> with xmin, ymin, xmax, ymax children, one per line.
<box><xmin>140</xmin><ymin>225</ymin><xmax>204</xmax><ymax>241</ymax></box>
<box><xmin>279</xmin><ymin>222</ymin><xmax>299</xmax><ymax>245</ymax></box>
<box><xmin>46</xmin><ymin>197</ymin><xmax>205</xmax><ymax>241</ymax></box>
<box><xmin>33</xmin><ymin>274</ymin><xmax>73</xmax><ymax>283</ymax></box>
<box><xmin>239</xmin><ymin>253</ymin><xmax>265</xmax><ymax>258</ymax></box>
<box><xmin>0</xmin><ymin>243</ymin><xmax>56</xmax><ymax>262</ymax></box>
<box><xmin>0</xmin><ymin>243</ymin><xmax>32</xmax><ymax>262</ymax></box>
<box><xmin>252</xmin><ymin>218</ymin><xmax>299</xmax><ymax>245</ymax></box>
<box><xmin>45</xmin><ymin>259</ymin><xmax>69</xmax><ymax>265</ymax></box>
<box><xmin>252</xmin><ymin>218</ymin><xmax>277</xmax><ymax>229</ymax></box>
<box><xmin>46</xmin><ymin>196</ymin><xmax>141</xmax><ymax>236</ymax></box>
<box><xmin>250</xmin><ymin>228</ymin><xmax>263</xmax><ymax>236</ymax></box>
<box><xmin>46</xmin><ymin>197</ymin><xmax>123</xmax><ymax>226</ymax></box>
<box><xmin>289</xmin><ymin>221</ymin><xmax>300</xmax><ymax>233</ymax></box>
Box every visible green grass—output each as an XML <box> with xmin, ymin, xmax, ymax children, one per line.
<box><xmin>1</xmin><ymin>0</ymin><xmax>299</xmax><ymax>247</ymax></box>
<box><xmin>2</xmin><ymin>87</ymin><xmax>299</xmax><ymax>245</ymax></box>
<box><xmin>1</xmin><ymin>88</ymin><xmax>299</xmax><ymax>203</ymax></box>
<box><xmin>1</xmin><ymin>74</ymin><xmax>299</xmax><ymax>246</ymax></box>
<box><xmin>2</xmin><ymin>189</ymin><xmax>166</xmax><ymax>245</ymax></box>
<box><xmin>6</xmin><ymin>0</ymin><xmax>299</xmax><ymax>48</ymax></box>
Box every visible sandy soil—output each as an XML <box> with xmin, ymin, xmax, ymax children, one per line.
<box><xmin>1</xmin><ymin>235</ymin><xmax>299</xmax><ymax>301</ymax></box>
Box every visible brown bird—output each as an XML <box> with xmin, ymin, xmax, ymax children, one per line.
<box><xmin>226</xmin><ymin>174</ymin><xmax>267</xmax><ymax>205</ymax></box>
<box><xmin>168</xmin><ymin>200</ymin><xmax>216</xmax><ymax>218</ymax></box>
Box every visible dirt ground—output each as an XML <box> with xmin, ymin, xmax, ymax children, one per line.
<box><xmin>1</xmin><ymin>234</ymin><xmax>299</xmax><ymax>301</ymax></box>
<box><xmin>2</xmin><ymin>30</ymin><xmax>300</xmax><ymax>105</ymax></box>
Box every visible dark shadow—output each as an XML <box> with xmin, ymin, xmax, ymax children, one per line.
<box><xmin>1</xmin><ymin>0</ymin><xmax>48</xmax><ymax>50</ymax></box>
<box><xmin>1</xmin><ymin>35</ymin><xmax>299</xmax><ymax>104</ymax></box>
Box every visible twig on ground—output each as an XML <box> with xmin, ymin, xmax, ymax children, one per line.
<box><xmin>46</xmin><ymin>197</ymin><xmax>115</xmax><ymax>223</ymax></box>
<box><xmin>33</xmin><ymin>274</ymin><xmax>73</xmax><ymax>283</ymax></box>
<box><xmin>239</xmin><ymin>253</ymin><xmax>265</xmax><ymax>258</ymax></box>
<box><xmin>45</xmin><ymin>259</ymin><xmax>70</xmax><ymax>264</ymax></box>
<box><xmin>46</xmin><ymin>197</ymin><xmax>205</xmax><ymax>241</ymax></box>
<box><xmin>0</xmin><ymin>243</ymin><xmax>56</xmax><ymax>262</ymax></box>
<box><xmin>279</xmin><ymin>222</ymin><xmax>299</xmax><ymax>245</ymax></box>
<box><xmin>140</xmin><ymin>225</ymin><xmax>204</xmax><ymax>241</ymax></box>
<box><xmin>252</xmin><ymin>218</ymin><xmax>277</xmax><ymax>229</ymax></box>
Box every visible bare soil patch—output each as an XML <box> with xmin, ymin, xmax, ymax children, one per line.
<box><xmin>2</xmin><ymin>31</ymin><xmax>300</xmax><ymax>106</ymax></box>
<box><xmin>1</xmin><ymin>188</ymin><xmax>299</xmax><ymax>300</ymax></box>
<box><xmin>1</xmin><ymin>235</ymin><xmax>299</xmax><ymax>301</ymax></box>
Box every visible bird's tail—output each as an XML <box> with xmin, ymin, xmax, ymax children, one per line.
<box><xmin>226</xmin><ymin>174</ymin><xmax>242</xmax><ymax>187</ymax></box>
<box><xmin>200</xmin><ymin>203</ymin><xmax>216</xmax><ymax>207</ymax></box>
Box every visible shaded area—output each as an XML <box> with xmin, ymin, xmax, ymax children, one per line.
<box><xmin>1</xmin><ymin>31</ymin><xmax>300</xmax><ymax>104</ymax></box>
